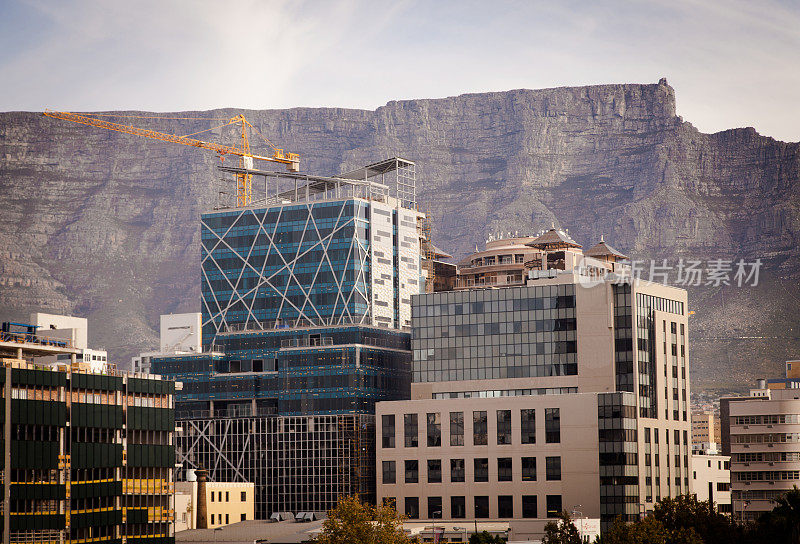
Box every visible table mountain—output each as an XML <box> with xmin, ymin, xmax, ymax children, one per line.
<box><xmin>1</xmin><ymin>79</ymin><xmax>798</xmax><ymax>393</ymax></box>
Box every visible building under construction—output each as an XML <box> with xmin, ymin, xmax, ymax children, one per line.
<box><xmin>0</xmin><ymin>323</ymin><xmax>177</xmax><ymax>544</ymax></box>
<box><xmin>151</xmin><ymin>158</ymin><xmax>442</xmax><ymax>518</ymax></box>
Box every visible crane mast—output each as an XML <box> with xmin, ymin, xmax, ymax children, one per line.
<box><xmin>42</xmin><ymin>110</ymin><xmax>299</xmax><ymax>207</ymax></box>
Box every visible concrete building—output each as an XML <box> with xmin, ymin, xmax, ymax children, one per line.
<box><xmin>727</xmin><ymin>367</ymin><xmax>800</xmax><ymax>521</ymax></box>
<box><xmin>30</xmin><ymin>312</ymin><xmax>88</xmax><ymax>349</ymax></box>
<box><xmin>692</xmin><ymin>411</ymin><xmax>721</xmax><ymax>453</ymax></box>
<box><xmin>175</xmin><ymin>479</ymin><xmax>254</xmax><ymax>531</ymax></box>
<box><xmin>0</xmin><ymin>320</ymin><xmax>178</xmax><ymax>544</ymax></box>
<box><xmin>377</xmin><ymin>228</ymin><xmax>692</xmax><ymax>534</ymax></box>
<box><xmin>133</xmin><ymin>313</ymin><xmax>203</xmax><ymax>374</ymax></box>
<box><xmin>150</xmin><ymin>158</ymin><xmax>440</xmax><ymax>519</ymax></box>
<box><xmin>691</xmin><ymin>454</ymin><xmax>731</xmax><ymax>512</ymax></box>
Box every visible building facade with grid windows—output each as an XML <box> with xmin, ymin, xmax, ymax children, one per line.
<box><xmin>377</xmin><ymin>229</ymin><xmax>692</xmax><ymax>536</ymax></box>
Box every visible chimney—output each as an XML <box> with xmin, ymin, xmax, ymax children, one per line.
<box><xmin>196</xmin><ymin>468</ymin><xmax>209</xmax><ymax>529</ymax></box>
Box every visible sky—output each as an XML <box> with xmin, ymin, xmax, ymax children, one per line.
<box><xmin>1</xmin><ymin>0</ymin><xmax>799</xmax><ymax>141</ymax></box>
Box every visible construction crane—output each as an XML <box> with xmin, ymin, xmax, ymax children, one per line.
<box><xmin>42</xmin><ymin>110</ymin><xmax>299</xmax><ymax>207</ymax></box>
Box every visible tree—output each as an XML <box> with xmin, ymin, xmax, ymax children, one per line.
<box><xmin>315</xmin><ymin>495</ymin><xmax>418</xmax><ymax>544</ymax></box>
<box><xmin>756</xmin><ymin>487</ymin><xmax>800</xmax><ymax>544</ymax></box>
<box><xmin>469</xmin><ymin>531</ymin><xmax>506</xmax><ymax>544</ymax></box>
<box><xmin>652</xmin><ymin>494</ymin><xmax>741</xmax><ymax>544</ymax></box>
<box><xmin>598</xmin><ymin>515</ymin><xmax>668</xmax><ymax>544</ymax></box>
<box><xmin>542</xmin><ymin>511</ymin><xmax>581</xmax><ymax>544</ymax></box>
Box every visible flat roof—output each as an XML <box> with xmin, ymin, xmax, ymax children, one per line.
<box><xmin>176</xmin><ymin>520</ymin><xmax>323</xmax><ymax>544</ymax></box>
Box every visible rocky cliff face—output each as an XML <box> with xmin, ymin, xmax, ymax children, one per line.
<box><xmin>1</xmin><ymin>80</ymin><xmax>798</xmax><ymax>392</ymax></box>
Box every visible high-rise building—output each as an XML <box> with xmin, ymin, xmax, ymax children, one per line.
<box><xmin>727</xmin><ymin>364</ymin><xmax>800</xmax><ymax>521</ymax></box>
<box><xmin>1</xmin><ymin>320</ymin><xmax>177</xmax><ymax>544</ymax></box>
<box><xmin>152</xmin><ymin>158</ymin><xmax>434</xmax><ymax>518</ymax></box>
<box><xmin>376</xmin><ymin>230</ymin><xmax>691</xmax><ymax>534</ymax></box>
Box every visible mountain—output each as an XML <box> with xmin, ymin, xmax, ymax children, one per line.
<box><xmin>1</xmin><ymin>79</ymin><xmax>798</xmax><ymax>394</ymax></box>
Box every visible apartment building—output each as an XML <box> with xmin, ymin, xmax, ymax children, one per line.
<box><xmin>377</xmin><ymin>228</ymin><xmax>692</xmax><ymax>534</ymax></box>
<box><xmin>691</xmin><ymin>453</ymin><xmax>731</xmax><ymax>512</ymax></box>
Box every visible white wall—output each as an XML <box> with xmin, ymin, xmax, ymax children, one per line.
<box><xmin>30</xmin><ymin>312</ymin><xmax>88</xmax><ymax>349</ymax></box>
<box><xmin>160</xmin><ymin>313</ymin><xmax>202</xmax><ymax>353</ymax></box>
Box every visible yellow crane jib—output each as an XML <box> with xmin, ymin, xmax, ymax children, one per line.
<box><xmin>42</xmin><ymin>110</ymin><xmax>300</xmax><ymax>207</ymax></box>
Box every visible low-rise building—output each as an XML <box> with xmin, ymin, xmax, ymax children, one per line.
<box><xmin>175</xmin><ymin>477</ymin><xmax>254</xmax><ymax>531</ymax></box>
<box><xmin>691</xmin><ymin>454</ymin><xmax>731</xmax><ymax>513</ymax></box>
<box><xmin>728</xmin><ymin>366</ymin><xmax>800</xmax><ymax>521</ymax></box>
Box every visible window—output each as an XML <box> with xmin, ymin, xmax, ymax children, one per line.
<box><xmin>211</xmin><ymin>492</ymin><xmax>215</xmax><ymax>502</ymax></box>
<box><xmin>428</xmin><ymin>496</ymin><xmax>442</xmax><ymax>519</ymax></box>
<box><xmin>405</xmin><ymin>497</ymin><xmax>419</xmax><ymax>519</ymax></box>
<box><xmin>428</xmin><ymin>460</ymin><xmax>442</xmax><ymax>483</ymax></box>
<box><xmin>225</xmin><ymin>514</ymin><xmax>229</xmax><ymax>524</ymax></box>
<box><xmin>474</xmin><ymin>496</ymin><xmax>489</xmax><ymax>518</ymax></box>
<box><xmin>521</xmin><ymin>409</ymin><xmax>536</xmax><ymax>444</ymax></box>
<box><xmin>522</xmin><ymin>457</ymin><xmax>537</xmax><ymax>481</ymax></box>
<box><xmin>522</xmin><ymin>495</ymin><xmax>538</xmax><ymax>518</ymax></box>
<box><xmin>450</xmin><ymin>411</ymin><xmax>464</xmax><ymax>446</ymax></box>
<box><xmin>474</xmin><ymin>458</ymin><xmax>489</xmax><ymax>482</ymax></box>
<box><xmin>473</xmin><ymin>411</ymin><xmax>488</xmax><ymax>445</ymax></box>
<box><xmin>210</xmin><ymin>514</ymin><xmax>214</xmax><ymax>524</ymax></box>
<box><xmin>226</xmin><ymin>492</ymin><xmax>229</xmax><ymax>502</ymax></box>
<box><xmin>241</xmin><ymin>513</ymin><xmax>246</xmax><ymax>521</ymax></box>
<box><xmin>382</xmin><ymin>415</ymin><xmax>395</xmax><ymax>448</ymax></box>
<box><xmin>404</xmin><ymin>414</ymin><xmax>418</xmax><ymax>447</ymax></box>
<box><xmin>546</xmin><ymin>495</ymin><xmax>562</xmax><ymax>518</ymax></box>
<box><xmin>405</xmin><ymin>460</ymin><xmax>418</xmax><ymax>483</ymax></box>
<box><xmin>451</xmin><ymin>496</ymin><xmax>466</xmax><ymax>519</ymax></box>
<box><xmin>498</xmin><ymin>495</ymin><xmax>514</xmax><ymax>518</ymax></box>
<box><xmin>498</xmin><ymin>458</ymin><xmax>513</xmax><ymax>482</ymax></box>
<box><xmin>241</xmin><ymin>491</ymin><xmax>246</xmax><ymax>501</ymax></box>
<box><xmin>451</xmin><ymin>459</ymin><xmax>465</xmax><ymax>482</ymax></box>
<box><xmin>545</xmin><ymin>408</ymin><xmax>561</xmax><ymax>443</ymax></box>
<box><xmin>427</xmin><ymin>413</ymin><xmax>441</xmax><ymax>446</ymax></box>
<box><xmin>383</xmin><ymin>461</ymin><xmax>396</xmax><ymax>484</ymax></box>
<box><xmin>497</xmin><ymin>410</ymin><xmax>512</xmax><ymax>444</ymax></box>
<box><xmin>546</xmin><ymin>457</ymin><xmax>561</xmax><ymax>481</ymax></box>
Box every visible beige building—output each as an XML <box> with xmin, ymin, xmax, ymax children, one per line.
<box><xmin>728</xmin><ymin>373</ymin><xmax>800</xmax><ymax>521</ymax></box>
<box><xmin>175</xmin><ymin>480</ymin><xmax>255</xmax><ymax>531</ymax></box>
<box><xmin>692</xmin><ymin>411</ymin><xmax>721</xmax><ymax>452</ymax></box>
<box><xmin>691</xmin><ymin>454</ymin><xmax>731</xmax><ymax>512</ymax></box>
<box><xmin>378</xmin><ymin>228</ymin><xmax>692</xmax><ymax>534</ymax></box>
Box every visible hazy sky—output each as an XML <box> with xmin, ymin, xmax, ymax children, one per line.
<box><xmin>1</xmin><ymin>0</ymin><xmax>799</xmax><ymax>141</ymax></box>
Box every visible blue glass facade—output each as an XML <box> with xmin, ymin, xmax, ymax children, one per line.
<box><xmin>152</xmin><ymin>326</ymin><xmax>411</xmax><ymax>416</ymax></box>
<box><xmin>201</xmin><ymin>200</ymin><xmax>373</xmax><ymax>348</ymax></box>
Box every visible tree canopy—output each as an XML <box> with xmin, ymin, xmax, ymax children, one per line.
<box><xmin>315</xmin><ymin>496</ymin><xmax>418</xmax><ymax>544</ymax></box>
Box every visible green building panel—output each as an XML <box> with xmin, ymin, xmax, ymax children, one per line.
<box><xmin>72</xmin><ymin>402</ymin><xmax>124</xmax><ymax>428</ymax></box>
<box><xmin>128</xmin><ymin>377</ymin><xmax>175</xmax><ymax>395</ymax></box>
<box><xmin>11</xmin><ymin>440</ymin><xmax>60</xmax><ymax>469</ymax></box>
<box><xmin>10</xmin><ymin>483</ymin><xmax>67</xmax><ymax>500</ymax></box>
<box><xmin>11</xmin><ymin>399</ymin><xmax>67</xmax><ymax>426</ymax></box>
<box><xmin>127</xmin><ymin>444</ymin><xmax>175</xmax><ymax>467</ymax></box>
<box><xmin>128</xmin><ymin>406</ymin><xmax>175</xmax><ymax>431</ymax></box>
<box><xmin>70</xmin><ymin>510</ymin><xmax>123</xmax><ymax>528</ymax></box>
<box><xmin>10</xmin><ymin>513</ymin><xmax>66</xmax><ymax>531</ymax></box>
<box><xmin>11</xmin><ymin>368</ymin><xmax>67</xmax><ymax>387</ymax></box>
<box><xmin>71</xmin><ymin>480</ymin><xmax>122</xmax><ymax>498</ymax></box>
<box><xmin>71</xmin><ymin>442</ymin><xmax>123</xmax><ymax>469</ymax></box>
<box><xmin>72</xmin><ymin>372</ymin><xmax>123</xmax><ymax>391</ymax></box>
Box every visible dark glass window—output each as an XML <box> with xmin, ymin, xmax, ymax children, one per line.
<box><xmin>450</xmin><ymin>411</ymin><xmax>464</xmax><ymax>446</ymax></box>
<box><xmin>427</xmin><ymin>459</ymin><xmax>442</xmax><ymax>483</ymax></box>
<box><xmin>498</xmin><ymin>495</ymin><xmax>514</xmax><ymax>518</ymax></box>
<box><xmin>451</xmin><ymin>496</ymin><xmax>466</xmax><ymax>519</ymax></box>
<box><xmin>382</xmin><ymin>460</ymin><xmax>396</xmax><ymax>484</ymax></box>
<box><xmin>546</xmin><ymin>456</ymin><xmax>561</xmax><ymax>481</ymax></box>
<box><xmin>474</xmin><ymin>458</ymin><xmax>489</xmax><ymax>482</ymax></box>
<box><xmin>522</xmin><ymin>495</ymin><xmax>538</xmax><ymax>518</ymax></box>
<box><xmin>382</xmin><ymin>414</ymin><xmax>395</xmax><ymax>448</ymax></box>
<box><xmin>450</xmin><ymin>458</ymin><xmax>465</xmax><ymax>482</ymax></box>
<box><xmin>473</xmin><ymin>411</ymin><xmax>487</xmax><ymax>445</ymax></box>
<box><xmin>405</xmin><ymin>497</ymin><xmax>419</xmax><ymax>519</ymax></box>
<box><xmin>404</xmin><ymin>414</ymin><xmax>418</xmax><ymax>447</ymax></box>
<box><xmin>405</xmin><ymin>460</ymin><xmax>418</xmax><ymax>483</ymax></box>
<box><xmin>522</xmin><ymin>457</ymin><xmax>537</xmax><ymax>481</ymax></box>
<box><xmin>521</xmin><ymin>409</ymin><xmax>536</xmax><ymax>444</ymax></box>
<box><xmin>428</xmin><ymin>496</ymin><xmax>443</xmax><ymax>519</ymax></box>
<box><xmin>474</xmin><ymin>496</ymin><xmax>489</xmax><ymax>518</ymax></box>
<box><xmin>497</xmin><ymin>410</ymin><xmax>512</xmax><ymax>445</ymax></box>
<box><xmin>498</xmin><ymin>458</ymin><xmax>513</xmax><ymax>482</ymax></box>
<box><xmin>545</xmin><ymin>408</ymin><xmax>561</xmax><ymax>443</ymax></box>
<box><xmin>427</xmin><ymin>412</ymin><xmax>441</xmax><ymax>447</ymax></box>
<box><xmin>546</xmin><ymin>495</ymin><xmax>562</xmax><ymax>518</ymax></box>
